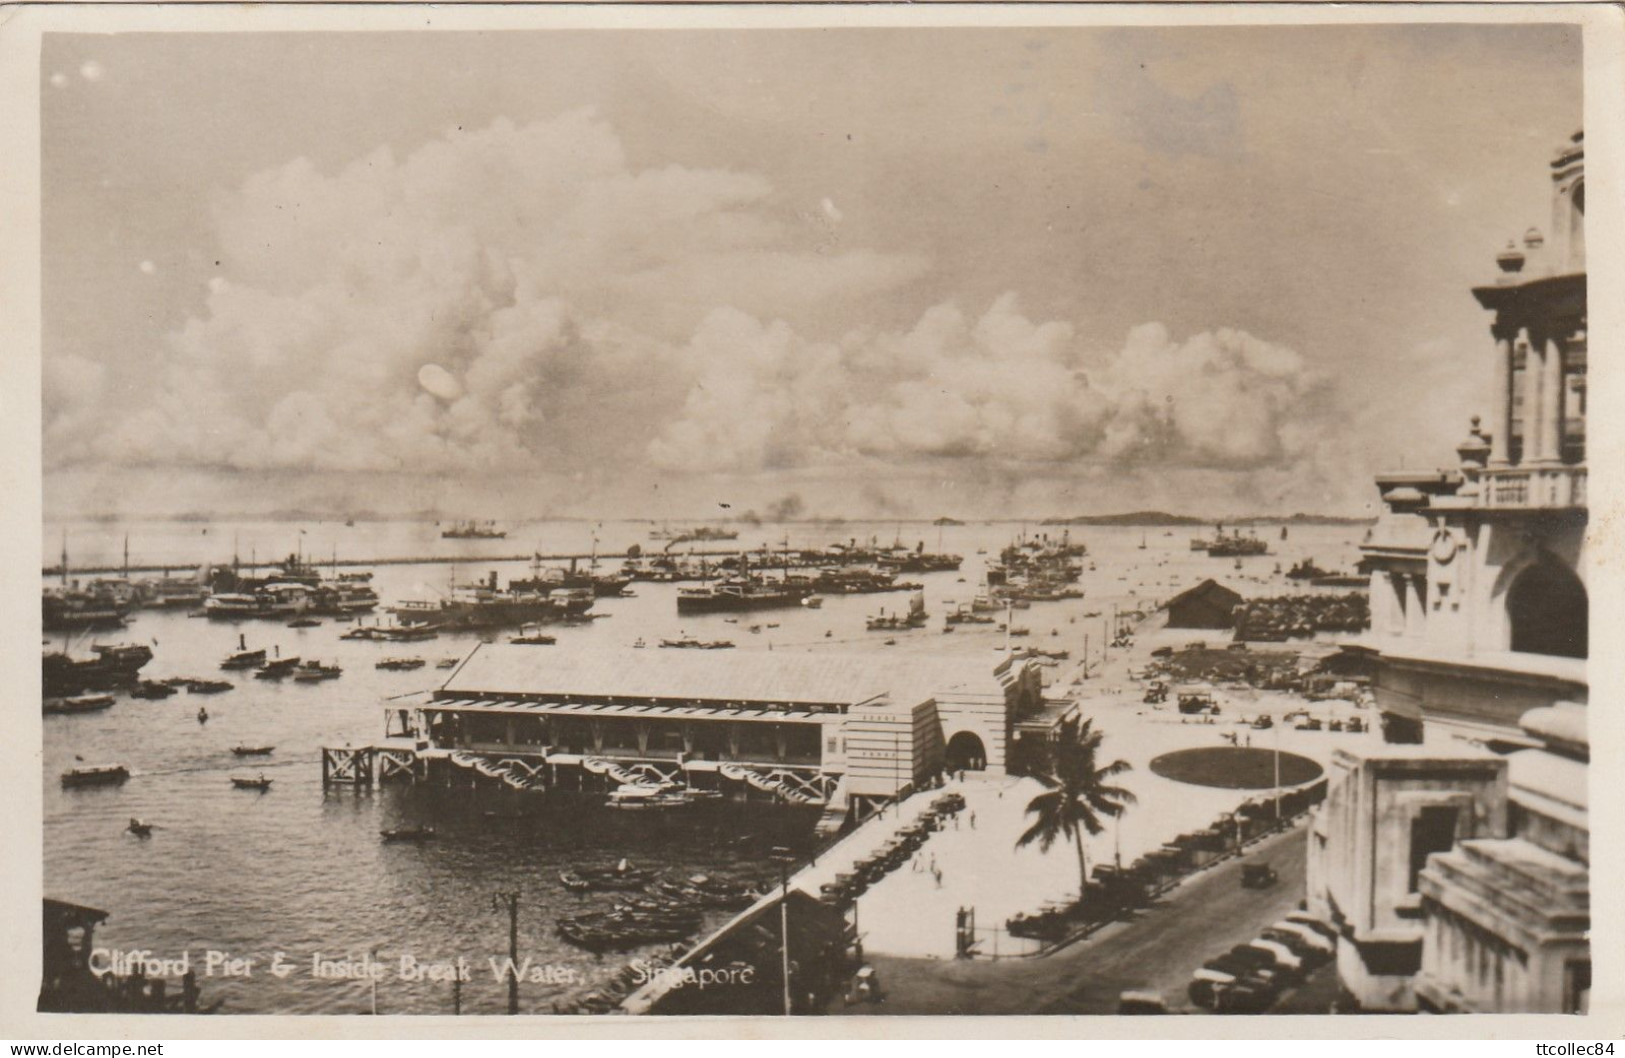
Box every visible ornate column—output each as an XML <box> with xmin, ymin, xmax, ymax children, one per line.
<box><xmin>1539</xmin><ymin>333</ymin><xmax>1565</xmax><ymax>464</ymax></box>
<box><xmin>1489</xmin><ymin>326</ymin><xmax>1515</xmax><ymax>465</ymax></box>
<box><xmin>1522</xmin><ymin>331</ymin><xmax>1547</xmax><ymax>463</ymax></box>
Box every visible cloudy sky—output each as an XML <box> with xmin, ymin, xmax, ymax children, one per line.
<box><xmin>42</xmin><ymin>23</ymin><xmax>1582</xmax><ymax>521</ymax></box>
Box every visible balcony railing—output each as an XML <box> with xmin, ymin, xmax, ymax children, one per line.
<box><xmin>1477</xmin><ymin>464</ymin><xmax>1587</xmax><ymax>509</ymax></box>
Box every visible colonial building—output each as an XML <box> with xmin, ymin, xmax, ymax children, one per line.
<box><xmin>1307</xmin><ymin>130</ymin><xmax>1588</xmax><ymax>1013</ymax></box>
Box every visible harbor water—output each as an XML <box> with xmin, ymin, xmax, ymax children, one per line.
<box><xmin>41</xmin><ymin>518</ymin><xmax>1365</xmax><ymax>1014</ymax></box>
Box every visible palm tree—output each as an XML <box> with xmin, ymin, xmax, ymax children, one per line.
<box><xmin>1016</xmin><ymin>716</ymin><xmax>1136</xmax><ymax>898</ymax></box>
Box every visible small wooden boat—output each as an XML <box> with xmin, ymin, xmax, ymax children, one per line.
<box><xmin>129</xmin><ymin>680</ymin><xmax>176</xmax><ymax>700</ymax></box>
<box><xmin>380</xmin><ymin>825</ymin><xmax>436</xmax><ymax>842</ymax></box>
<box><xmin>43</xmin><ymin>694</ymin><xmax>116</xmax><ymax>715</ymax></box>
<box><xmin>231</xmin><ymin>775</ymin><xmax>273</xmax><ymax>791</ymax></box>
<box><xmin>435</xmin><ymin>658</ymin><xmax>460</xmax><ymax>669</ymax></box>
<box><xmin>231</xmin><ymin>745</ymin><xmax>275</xmax><ymax>756</ymax></box>
<box><xmin>126</xmin><ymin>818</ymin><xmax>154</xmax><ymax>837</ymax></box>
<box><xmin>559</xmin><ymin>861</ymin><xmax>656</xmax><ymax>892</ymax></box>
<box><xmin>286</xmin><ymin>617</ymin><xmax>322</xmax><ymax>628</ymax></box>
<box><xmin>186</xmin><ymin>679</ymin><xmax>234</xmax><ymax>694</ymax></box>
<box><xmin>375</xmin><ymin>657</ymin><xmax>426</xmax><ymax>671</ymax></box>
<box><xmin>61</xmin><ymin>763</ymin><xmax>129</xmax><ymax>787</ymax></box>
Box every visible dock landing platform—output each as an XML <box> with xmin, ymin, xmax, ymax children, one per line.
<box><xmin>319</xmin><ymin>741</ymin><xmax>846</xmax><ymax>809</ymax></box>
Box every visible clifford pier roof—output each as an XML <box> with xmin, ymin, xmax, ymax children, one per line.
<box><xmin>437</xmin><ymin>644</ymin><xmax>1024</xmax><ymax>711</ymax></box>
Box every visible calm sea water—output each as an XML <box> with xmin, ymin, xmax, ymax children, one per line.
<box><xmin>41</xmin><ymin>519</ymin><xmax>1365</xmax><ymax>1014</ymax></box>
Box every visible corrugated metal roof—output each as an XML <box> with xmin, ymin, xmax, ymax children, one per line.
<box><xmin>439</xmin><ymin>644</ymin><xmax>1020</xmax><ymax>707</ymax></box>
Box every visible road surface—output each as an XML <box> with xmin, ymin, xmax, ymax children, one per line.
<box><xmin>845</xmin><ymin>823</ymin><xmax>1311</xmax><ymax>1015</ymax></box>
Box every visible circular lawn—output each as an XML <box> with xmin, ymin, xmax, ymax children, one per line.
<box><xmin>1148</xmin><ymin>746</ymin><xmax>1323</xmax><ymax>790</ymax></box>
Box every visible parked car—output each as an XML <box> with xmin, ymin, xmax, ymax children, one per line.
<box><xmin>1284</xmin><ymin>910</ymin><xmax>1338</xmax><ymax>943</ymax></box>
<box><xmin>1188</xmin><ymin>967</ymin><xmax>1236</xmax><ymax>1009</ymax></box>
<box><xmin>1117</xmin><ymin>990</ymin><xmax>1167</xmax><ymax>1015</ymax></box>
<box><xmin>1214</xmin><ymin>977</ymin><xmax>1275</xmax><ymax>1014</ymax></box>
<box><xmin>1263</xmin><ymin>921</ymin><xmax>1334</xmax><ymax>961</ymax></box>
<box><xmin>1244</xmin><ymin>939</ymin><xmax>1304</xmax><ymax>978</ymax></box>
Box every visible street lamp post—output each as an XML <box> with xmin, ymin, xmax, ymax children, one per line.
<box><xmin>770</xmin><ymin>846</ymin><xmax>797</xmax><ymax>1016</ymax></box>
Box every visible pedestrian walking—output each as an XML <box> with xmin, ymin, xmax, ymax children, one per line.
<box><xmin>933</xmin><ymin>867</ymin><xmax>943</xmax><ymax>889</ymax></box>
<box><xmin>969</xmin><ymin>811</ymin><xmax>976</xmax><ymax>830</ymax></box>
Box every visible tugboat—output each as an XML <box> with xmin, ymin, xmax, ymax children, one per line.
<box><xmin>219</xmin><ymin>635</ymin><xmax>266</xmax><ymax>670</ymax></box>
<box><xmin>509</xmin><ymin>626</ymin><xmax>557</xmax><ymax>646</ymax></box>
<box><xmin>254</xmin><ymin>653</ymin><xmax>301</xmax><ymax>680</ymax></box>
<box><xmin>291</xmin><ymin>660</ymin><xmax>342</xmax><ymax>682</ymax></box>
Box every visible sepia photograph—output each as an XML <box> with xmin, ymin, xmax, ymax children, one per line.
<box><xmin>4</xmin><ymin>2</ymin><xmax>1617</xmax><ymax>1034</ymax></box>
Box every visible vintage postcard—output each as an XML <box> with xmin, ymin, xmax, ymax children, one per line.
<box><xmin>1</xmin><ymin>1</ymin><xmax>1620</xmax><ymax>1039</ymax></box>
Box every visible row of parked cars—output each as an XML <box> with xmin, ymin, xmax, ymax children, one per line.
<box><xmin>818</xmin><ymin>792</ymin><xmax>965</xmax><ymax>908</ymax></box>
<box><xmin>1187</xmin><ymin>908</ymin><xmax>1338</xmax><ymax>1013</ymax></box>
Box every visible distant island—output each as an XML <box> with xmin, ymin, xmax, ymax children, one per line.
<box><xmin>1040</xmin><ymin>510</ymin><xmax>1373</xmax><ymax>527</ymax></box>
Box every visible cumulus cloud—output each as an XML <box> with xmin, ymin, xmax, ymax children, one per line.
<box><xmin>46</xmin><ymin>109</ymin><xmax>1335</xmax><ymax>504</ymax></box>
<box><xmin>647</xmin><ymin>295</ymin><xmax>1330</xmax><ymax>476</ymax></box>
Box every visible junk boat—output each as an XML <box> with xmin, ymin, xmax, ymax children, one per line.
<box><xmin>231</xmin><ymin>775</ymin><xmax>273</xmax><ymax>791</ymax></box>
<box><xmin>186</xmin><ymin>679</ymin><xmax>233</xmax><ymax>694</ymax></box>
<box><xmin>442</xmin><ymin>519</ymin><xmax>506</xmax><ymax>539</ymax></box>
<box><xmin>42</xmin><ymin>643</ymin><xmax>152</xmax><ymax>698</ymax></box>
<box><xmin>61</xmin><ymin>764</ymin><xmax>129</xmax><ymax>788</ymax></box>
<box><xmin>867</xmin><ymin>591</ymin><xmax>927</xmax><ymax>632</ymax></box>
<box><xmin>43</xmin><ymin>694</ymin><xmax>116</xmax><ymax>715</ymax></box>
<box><xmin>231</xmin><ymin>745</ymin><xmax>275</xmax><ymax>756</ymax></box>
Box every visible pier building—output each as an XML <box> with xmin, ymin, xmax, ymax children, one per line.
<box><xmin>1309</xmin><ymin>130</ymin><xmax>1588</xmax><ymax>1013</ymax></box>
<box><xmin>330</xmin><ymin>646</ymin><xmax>1046</xmax><ymax>825</ymax></box>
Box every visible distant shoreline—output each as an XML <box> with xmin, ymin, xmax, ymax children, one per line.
<box><xmin>45</xmin><ymin>510</ymin><xmax>1376</xmax><ymax>528</ymax></box>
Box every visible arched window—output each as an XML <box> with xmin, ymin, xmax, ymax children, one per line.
<box><xmin>1507</xmin><ymin>557</ymin><xmax>1587</xmax><ymax>659</ymax></box>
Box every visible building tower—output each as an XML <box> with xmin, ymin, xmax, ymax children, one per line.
<box><xmin>1306</xmin><ymin>130</ymin><xmax>1588</xmax><ymax>1013</ymax></box>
